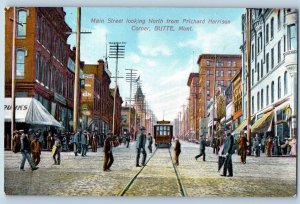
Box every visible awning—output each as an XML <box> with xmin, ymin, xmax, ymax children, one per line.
<box><xmin>251</xmin><ymin>111</ymin><xmax>274</xmax><ymax>133</ymax></box>
<box><xmin>232</xmin><ymin>119</ymin><xmax>247</xmax><ymax>135</ymax></box>
<box><xmin>4</xmin><ymin>97</ymin><xmax>63</xmax><ymax>128</ymax></box>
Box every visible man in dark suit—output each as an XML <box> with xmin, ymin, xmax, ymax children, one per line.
<box><xmin>103</xmin><ymin>131</ymin><xmax>114</xmax><ymax>171</ymax></box>
<box><xmin>174</xmin><ymin>138</ymin><xmax>181</xmax><ymax>165</ymax></box>
<box><xmin>135</xmin><ymin>126</ymin><xmax>147</xmax><ymax>167</ymax></box>
<box><xmin>221</xmin><ymin>133</ymin><xmax>234</xmax><ymax>177</ymax></box>
<box><xmin>195</xmin><ymin>135</ymin><xmax>206</xmax><ymax>161</ymax></box>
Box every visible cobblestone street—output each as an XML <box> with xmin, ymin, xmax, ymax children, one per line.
<box><xmin>4</xmin><ymin>141</ymin><xmax>297</xmax><ymax>197</ymax></box>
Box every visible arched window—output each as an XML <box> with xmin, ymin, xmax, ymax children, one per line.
<box><xmin>35</xmin><ymin>52</ymin><xmax>40</xmax><ymax>80</ymax></box>
<box><xmin>16</xmin><ymin>49</ymin><xmax>25</xmax><ymax>78</ymax></box>
<box><xmin>252</xmin><ymin>69</ymin><xmax>254</xmax><ymax>86</ymax></box>
<box><xmin>271</xmin><ymin>81</ymin><xmax>275</xmax><ymax>103</ymax></box>
<box><xmin>284</xmin><ymin>71</ymin><xmax>288</xmax><ymax>95</ymax></box>
<box><xmin>277</xmin><ymin>10</ymin><xmax>281</xmax><ymax>30</ymax></box>
<box><xmin>261</xmin><ymin>59</ymin><xmax>263</xmax><ymax>78</ymax></box>
<box><xmin>271</xmin><ymin>17</ymin><xmax>274</xmax><ymax>39</ymax></box>
<box><xmin>266</xmin><ymin>85</ymin><xmax>269</xmax><ymax>106</ymax></box>
<box><xmin>252</xmin><ymin>96</ymin><xmax>254</xmax><ymax>114</ymax></box>
<box><xmin>40</xmin><ymin>57</ymin><xmax>44</xmax><ymax>83</ymax></box>
<box><xmin>266</xmin><ymin>24</ymin><xmax>269</xmax><ymax>43</ymax></box>
<box><xmin>278</xmin><ymin>76</ymin><xmax>281</xmax><ymax>99</ymax></box>
<box><xmin>257</xmin><ymin>62</ymin><xmax>260</xmax><ymax>81</ymax></box>
<box><xmin>261</xmin><ymin>89</ymin><xmax>264</xmax><ymax>109</ymax></box>
<box><xmin>17</xmin><ymin>9</ymin><xmax>27</xmax><ymax>37</ymax></box>
<box><xmin>257</xmin><ymin>92</ymin><xmax>260</xmax><ymax>111</ymax></box>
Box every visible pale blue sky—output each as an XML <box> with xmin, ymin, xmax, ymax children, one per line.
<box><xmin>64</xmin><ymin>7</ymin><xmax>244</xmax><ymax>121</ymax></box>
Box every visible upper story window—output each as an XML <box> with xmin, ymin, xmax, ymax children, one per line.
<box><xmin>227</xmin><ymin>61</ymin><xmax>231</xmax><ymax>67</ymax></box>
<box><xmin>284</xmin><ymin>71</ymin><xmax>288</xmax><ymax>95</ymax></box>
<box><xmin>17</xmin><ymin>9</ymin><xmax>27</xmax><ymax>37</ymax></box>
<box><xmin>266</xmin><ymin>24</ymin><xmax>269</xmax><ymax>43</ymax></box>
<box><xmin>206</xmin><ymin>60</ymin><xmax>210</xmax><ymax>66</ymax></box>
<box><xmin>270</xmin><ymin>17</ymin><xmax>274</xmax><ymax>39</ymax></box>
<box><xmin>288</xmin><ymin>24</ymin><xmax>297</xmax><ymax>50</ymax></box>
<box><xmin>232</xmin><ymin>61</ymin><xmax>236</xmax><ymax>67</ymax></box>
<box><xmin>16</xmin><ymin>49</ymin><xmax>26</xmax><ymax>78</ymax></box>
<box><xmin>277</xmin><ymin>10</ymin><xmax>281</xmax><ymax>31</ymax></box>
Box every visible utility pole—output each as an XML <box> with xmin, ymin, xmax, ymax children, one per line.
<box><xmin>73</xmin><ymin>7</ymin><xmax>83</xmax><ymax>133</ymax></box>
<box><xmin>125</xmin><ymin>68</ymin><xmax>137</xmax><ymax>135</ymax></box>
<box><xmin>10</xmin><ymin>7</ymin><xmax>17</xmax><ymax>150</ymax></box>
<box><xmin>109</xmin><ymin>42</ymin><xmax>125</xmax><ymax>135</ymax></box>
<box><xmin>246</xmin><ymin>9</ymin><xmax>252</xmax><ymax>144</ymax></box>
<box><xmin>212</xmin><ymin>54</ymin><xmax>217</xmax><ymax>142</ymax></box>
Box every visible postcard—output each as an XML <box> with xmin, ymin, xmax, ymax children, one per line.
<box><xmin>3</xmin><ymin>7</ymin><xmax>298</xmax><ymax>197</ymax></box>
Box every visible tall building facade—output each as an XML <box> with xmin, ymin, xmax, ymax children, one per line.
<box><xmin>197</xmin><ymin>54</ymin><xmax>242</xmax><ymax>138</ymax></box>
<box><xmin>241</xmin><ymin>9</ymin><xmax>298</xmax><ymax>141</ymax></box>
<box><xmin>5</xmin><ymin>7</ymin><xmax>84</xmax><ymax>132</ymax></box>
<box><xmin>187</xmin><ymin>73</ymin><xmax>200</xmax><ymax>140</ymax></box>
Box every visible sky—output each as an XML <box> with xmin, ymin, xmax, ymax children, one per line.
<box><xmin>64</xmin><ymin>7</ymin><xmax>245</xmax><ymax>121</ymax></box>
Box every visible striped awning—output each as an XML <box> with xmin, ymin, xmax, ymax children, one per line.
<box><xmin>251</xmin><ymin>111</ymin><xmax>274</xmax><ymax>133</ymax></box>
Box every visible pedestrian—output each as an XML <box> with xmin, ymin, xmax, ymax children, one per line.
<box><xmin>36</xmin><ymin>129</ymin><xmax>44</xmax><ymax>150</ymax></box>
<box><xmin>147</xmin><ymin>133</ymin><xmax>153</xmax><ymax>153</ymax></box>
<box><xmin>253</xmin><ymin>137</ymin><xmax>260</xmax><ymax>157</ymax></box>
<box><xmin>12</xmin><ymin>130</ymin><xmax>21</xmax><ymax>153</ymax></box>
<box><xmin>218</xmin><ymin>138</ymin><xmax>225</xmax><ymax>172</ymax></box>
<box><xmin>30</xmin><ymin>134</ymin><xmax>42</xmax><ymax>166</ymax></box>
<box><xmin>290</xmin><ymin>136</ymin><xmax>297</xmax><ymax>156</ymax></box>
<box><xmin>174</xmin><ymin>138</ymin><xmax>181</xmax><ymax>165</ymax></box>
<box><xmin>103</xmin><ymin>131</ymin><xmax>114</xmax><ymax>171</ymax></box>
<box><xmin>81</xmin><ymin>130</ymin><xmax>88</xmax><ymax>157</ymax></box>
<box><xmin>73</xmin><ymin>130</ymin><xmax>81</xmax><ymax>156</ymax></box>
<box><xmin>273</xmin><ymin>136</ymin><xmax>280</xmax><ymax>156</ymax></box>
<box><xmin>52</xmin><ymin>134</ymin><xmax>62</xmax><ymax>165</ymax></box>
<box><xmin>126</xmin><ymin>132</ymin><xmax>131</xmax><ymax>148</ymax></box>
<box><xmin>195</xmin><ymin>135</ymin><xmax>206</xmax><ymax>161</ymax></box>
<box><xmin>61</xmin><ymin>132</ymin><xmax>68</xmax><ymax>152</ymax></box>
<box><xmin>136</xmin><ymin>126</ymin><xmax>147</xmax><ymax>167</ymax></box>
<box><xmin>46</xmin><ymin>131</ymin><xmax>53</xmax><ymax>150</ymax></box>
<box><xmin>261</xmin><ymin>136</ymin><xmax>266</xmax><ymax>153</ymax></box>
<box><xmin>19</xmin><ymin>130</ymin><xmax>39</xmax><ymax>171</ymax></box>
<box><xmin>237</xmin><ymin>131</ymin><xmax>247</xmax><ymax>164</ymax></box>
<box><xmin>212</xmin><ymin>137</ymin><xmax>217</xmax><ymax>154</ymax></box>
<box><xmin>221</xmin><ymin>133</ymin><xmax>234</xmax><ymax>177</ymax></box>
<box><xmin>265</xmin><ymin>136</ymin><xmax>273</xmax><ymax>157</ymax></box>
<box><xmin>92</xmin><ymin>131</ymin><xmax>98</xmax><ymax>152</ymax></box>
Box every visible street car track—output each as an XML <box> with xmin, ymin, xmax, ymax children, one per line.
<box><xmin>168</xmin><ymin>148</ymin><xmax>188</xmax><ymax>197</ymax></box>
<box><xmin>117</xmin><ymin>147</ymin><xmax>158</xmax><ymax>196</ymax></box>
<box><xmin>118</xmin><ymin>147</ymin><xmax>187</xmax><ymax>197</ymax></box>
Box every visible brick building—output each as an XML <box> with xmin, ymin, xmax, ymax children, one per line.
<box><xmin>110</xmin><ymin>87</ymin><xmax>123</xmax><ymax>136</ymax></box>
<box><xmin>5</xmin><ymin>7</ymin><xmax>84</xmax><ymax>134</ymax></box>
<box><xmin>197</xmin><ymin>54</ymin><xmax>242</xmax><ymax>137</ymax></box>
<box><xmin>187</xmin><ymin>73</ymin><xmax>200</xmax><ymax>140</ymax></box>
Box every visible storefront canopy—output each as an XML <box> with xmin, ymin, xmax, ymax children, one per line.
<box><xmin>4</xmin><ymin>97</ymin><xmax>63</xmax><ymax>128</ymax></box>
<box><xmin>232</xmin><ymin>119</ymin><xmax>247</xmax><ymax>135</ymax></box>
<box><xmin>251</xmin><ymin>111</ymin><xmax>274</xmax><ymax>133</ymax></box>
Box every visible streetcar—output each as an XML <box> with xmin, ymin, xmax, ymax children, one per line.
<box><xmin>154</xmin><ymin>120</ymin><xmax>173</xmax><ymax>148</ymax></box>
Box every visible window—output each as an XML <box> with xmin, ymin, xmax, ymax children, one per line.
<box><xmin>206</xmin><ymin>70</ymin><xmax>210</xmax><ymax>76</ymax></box>
<box><xmin>206</xmin><ymin>60</ymin><xmax>210</xmax><ymax>66</ymax></box>
<box><xmin>251</xmin><ymin>69</ymin><xmax>254</xmax><ymax>86</ymax></box>
<box><xmin>266</xmin><ymin>24</ymin><xmax>269</xmax><ymax>43</ymax></box>
<box><xmin>261</xmin><ymin>59</ymin><xmax>263</xmax><ymax>78</ymax></box>
<box><xmin>227</xmin><ymin>61</ymin><xmax>231</xmax><ymax>67</ymax></box>
<box><xmin>233</xmin><ymin>70</ymin><xmax>236</xmax><ymax>76</ymax></box>
<box><xmin>288</xmin><ymin>24</ymin><xmax>297</xmax><ymax>50</ymax></box>
<box><xmin>228</xmin><ymin>70</ymin><xmax>232</xmax><ymax>76</ymax></box>
<box><xmin>284</xmin><ymin>71</ymin><xmax>288</xmax><ymax>95</ymax></box>
<box><xmin>35</xmin><ymin>52</ymin><xmax>40</xmax><ymax>80</ymax></box>
<box><xmin>37</xmin><ymin>15</ymin><xmax>41</xmax><ymax>41</ymax></box>
<box><xmin>266</xmin><ymin>85</ymin><xmax>269</xmax><ymax>106</ymax></box>
<box><xmin>17</xmin><ymin>10</ymin><xmax>27</xmax><ymax>37</ymax></box>
<box><xmin>16</xmin><ymin>49</ymin><xmax>25</xmax><ymax>78</ymax></box>
<box><xmin>284</xmin><ymin>35</ymin><xmax>286</xmax><ymax>52</ymax></box>
<box><xmin>266</xmin><ymin>53</ymin><xmax>269</xmax><ymax>73</ymax></box>
<box><xmin>257</xmin><ymin>62</ymin><xmax>260</xmax><ymax>81</ymax></box>
<box><xmin>271</xmin><ymin>17</ymin><xmax>274</xmax><ymax>39</ymax></box>
<box><xmin>40</xmin><ymin>57</ymin><xmax>45</xmax><ymax>83</ymax></box>
<box><xmin>216</xmin><ymin>61</ymin><xmax>224</xmax><ymax>67</ymax></box>
<box><xmin>258</xmin><ymin>32</ymin><xmax>262</xmax><ymax>52</ymax></box>
<box><xmin>251</xmin><ymin>44</ymin><xmax>254</xmax><ymax>60</ymax></box>
<box><xmin>277</xmin><ymin>10</ymin><xmax>281</xmax><ymax>31</ymax></box>
<box><xmin>261</xmin><ymin>89</ymin><xmax>264</xmax><ymax>109</ymax></box>
<box><xmin>257</xmin><ymin>92</ymin><xmax>260</xmax><ymax>111</ymax></box>
<box><xmin>232</xmin><ymin>61</ymin><xmax>236</xmax><ymax>67</ymax></box>
<box><xmin>220</xmin><ymin>80</ymin><xmax>224</xmax><ymax>86</ymax></box>
<box><xmin>278</xmin><ymin>76</ymin><xmax>281</xmax><ymax>99</ymax></box>
<box><xmin>252</xmin><ymin>96</ymin><xmax>254</xmax><ymax>114</ymax></box>
<box><xmin>206</xmin><ymin>80</ymin><xmax>210</xmax><ymax>87</ymax></box>
<box><xmin>216</xmin><ymin>71</ymin><xmax>219</xmax><ymax>76</ymax></box>
<box><xmin>206</xmin><ymin>90</ymin><xmax>210</xmax><ymax>96</ymax></box>
<box><xmin>271</xmin><ymin>48</ymin><xmax>274</xmax><ymax>68</ymax></box>
<box><xmin>220</xmin><ymin>70</ymin><xmax>224</xmax><ymax>77</ymax></box>
<box><xmin>278</xmin><ymin>41</ymin><xmax>281</xmax><ymax>63</ymax></box>
<box><xmin>271</xmin><ymin>81</ymin><xmax>275</xmax><ymax>103</ymax></box>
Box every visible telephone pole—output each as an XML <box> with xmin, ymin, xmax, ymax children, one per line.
<box><xmin>109</xmin><ymin>42</ymin><xmax>125</xmax><ymax>135</ymax></box>
<box><xmin>125</xmin><ymin>68</ymin><xmax>137</xmax><ymax>135</ymax></box>
<box><xmin>246</xmin><ymin>9</ymin><xmax>252</xmax><ymax>143</ymax></box>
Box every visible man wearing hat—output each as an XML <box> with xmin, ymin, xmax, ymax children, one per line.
<box><xmin>19</xmin><ymin>130</ymin><xmax>39</xmax><ymax>171</ymax></box>
<box><xmin>174</xmin><ymin>137</ymin><xmax>181</xmax><ymax>165</ymax></box>
<box><xmin>135</xmin><ymin>126</ymin><xmax>147</xmax><ymax>167</ymax></box>
<box><xmin>81</xmin><ymin>130</ymin><xmax>89</xmax><ymax>157</ymax></box>
<box><xmin>103</xmin><ymin>131</ymin><xmax>114</xmax><ymax>171</ymax></box>
<box><xmin>73</xmin><ymin>129</ymin><xmax>81</xmax><ymax>156</ymax></box>
<box><xmin>30</xmin><ymin>134</ymin><xmax>42</xmax><ymax>166</ymax></box>
<box><xmin>195</xmin><ymin>135</ymin><xmax>206</xmax><ymax>161</ymax></box>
